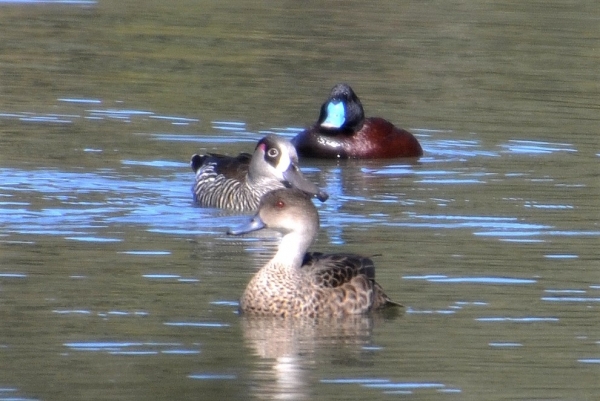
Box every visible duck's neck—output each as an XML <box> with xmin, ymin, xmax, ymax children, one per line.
<box><xmin>268</xmin><ymin>231</ymin><xmax>312</xmax><ymax>271</ymax></box>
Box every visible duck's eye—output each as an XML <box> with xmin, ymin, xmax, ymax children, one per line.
<box><xmin>275</xmin><ymin>199</ymin><xmax>285</xmax><ymax>209</ymax></box>
<box><xmin>267</xmin><ymin>148</ymin><xmax>279</xmax><ymax>158</ymax></box>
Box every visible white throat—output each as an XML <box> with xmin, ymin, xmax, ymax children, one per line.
<box><xmin>271</xmin><ymin>230</ymin><xmax>313</xmax><ymax>269</ymax></box>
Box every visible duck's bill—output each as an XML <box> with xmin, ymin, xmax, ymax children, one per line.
<box><xmin>320</xmin><ymin>101</ymin><xmax>346</xmax><ymax>129</ymax></box>
<box><xmin>227</xmin><ymin>216</ymin><xmax>266</xmax><ymax>236</ymax></box>
<box><xmin>282</xmin><ymin>166</ymin><xmax>329</xmax><ymax>202</ymax></box>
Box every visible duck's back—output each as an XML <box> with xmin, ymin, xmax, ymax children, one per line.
<box><xmin>302</xmin><ymin>252</ymin><xmax>399</xmax><ymax>313</ymax></box>
<box><xmin>191</xmin><ymin>152</ymin><xmax>251</xmax><ymax>179</ymax></box>
<box><xmin>240</xmin><ymin>252</ymin><xmax>399</xmax><ymax>318</ymax></box>
<box><xmin>357</xmin><ymin>118</ymin><xmax>423</xmax><ymax>158</ymax></box>
<box><xmin>292</xmin><ymin>118</ymin><xmax>422</xmax><ymax>159</ymax></box>
<box><xmin>191</xmin><ymin>152</ymin><xmax>266</xmax><ymax>211</ymax></box>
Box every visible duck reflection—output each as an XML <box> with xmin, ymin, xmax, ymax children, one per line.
<box><xmin>241</xmin><ymin>314</ymin><xmax>392</xmax><ymax>400</ymax></box>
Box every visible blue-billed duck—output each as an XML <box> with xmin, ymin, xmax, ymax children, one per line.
<box><xmin>291</xmin><ymin>83</ymin><xmax>423</xmax><ymax>159</ymax></box>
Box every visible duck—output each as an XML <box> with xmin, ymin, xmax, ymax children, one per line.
<box><xmin>191</xmin><ymin>135</ymin><xmax>328</xmax><ymax>212</ymax></box>
<box><xmin>228</xmin><ymin>188</ymin><xmax>401</xmax><ymax>318</ymax></box>
<box><xmin>291</xmin><ymin>83</ymin><xmax>423</xmax><ymax>159</ymax></box>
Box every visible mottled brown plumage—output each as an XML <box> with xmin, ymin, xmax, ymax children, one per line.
<box><xmin>228</xmin><ymin>188</ymin><xmax>401</xmax><ymax>318</ymax></box>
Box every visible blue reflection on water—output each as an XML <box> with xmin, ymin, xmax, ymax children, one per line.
<box><xmin>53</xmin><ymin>309</ymin><xmax>148</xmax><ymax>316</ymax></box>
<box><xmin>375</xmin><ymin>212</ymin><xmax>553</xmax><ymax>243</ymax></box>
<box><xmin>58</xmin><ymin>98</ymin><xmax>101</xmax><ymax>104</ymax></box>
<box><xmin>259</xmin><ymin>127</ymin><xmax>304</xmax><ymax>138</ymax></box>
<box><xmin>0</xmin><ymin>162</ymin><xmax>585</xmax><ymax>247</ymax></box>
<box><xmin>524</xmin><ymin>203</ymin><xmax>574</xmax><ymax>210</ymax></box>
<box><xmin>19</xmin><ymin>115</ymin><xmax>74</xmax><ymax>124</ymax></box>
<box><xmin>164</xmin><ymin>322</ymin><xmax>230</xmax><ymax>328</ymax></box>
<box><xmin>363</xmin><ymin>382</ymin><xmax>445</xmax><ymax>389</ymax></box>
<box><xmin>544</xmin><ymin>254</ymin><xmax>578</xmax><ymax>259</ymax></box>
<box><xmin>65</xmin><ymin>237</ymin><xmax>122</xmax><ymax>242</ymax></box>
<box><xmin>417</xmin><ymin>178</ymin><xmax>484</xmax><ymax>184</ymax></box>
<box><xmin>499</xmin><ymin>140</ymin><xmax>577</xmax><ymax>154</ymax></box>
<box><xmin>142</xmin><ymin>274</ymin><xmax>199</xmax><ymax>283</ymax></box>
<box><xmin>53</xmin><ymin>310</ymin><xmax>92</xmax><ymax>315</ymax></box>
<box><xmin>476</xmin><ymin>317</ymin><xmax>559</xmax><ymax>322</ymax></box>
<box><xmin>188</xmin><ymin>374</ymin><xmax>236</xmax><ymax>380</ymax></box>
<box><xmin>406</xmin><ymin>309</ymin><xmax>456</xmax><ymax>315</ymax></box>
<box><xmin>489</xmin><ymin>342</ymin><xmax>523</xmax><ymax>348</ymax></box>
<box><xmin>162</xmin><ymin>350</ymin><xmax>200</xmax><ymax>355</ymax></box>
<box><xmin>0</xmin><ymin>105</ymin><xmax>198</xmax><ymax>125</ymax></box>
<box><xmin>542</xmin><ymin>297</ymin><xmax>600</xmax><ymax>303</ymax></box>
<box><xmin>476</xmin><ymin>230</ymin><xmax>600</xmax><ymax>238</ymax></box>
<box><xmin>120</xmin><ymin>251</ymin><xmax>171</xmax><ymax>255</ymax></box>
<box><xmin>151</xmin><ymin>133</ymin><xmax>258</xmax><ymax>144</ymax></box>
<box><xmin>545</xmin><ymin>289</ymin><xmax>586</xmax><ymax>294</ymax></box>
<box><xmin>0</xmin><ymin>167</ymin><xmax>218</xmax><ymax>237</ymax></box>
<box><xmin>121</xmin><ymin>160</ymin><xmax>187</xmax><ymax>168</ymax></box>
<box><xmin>110</xmin><ymin>351</ymin><xmax>158</xmax><ymax>355</ymax></box>
<box><xmin>421</xmin><ymin>134</ymin><xmax>499</xmax><ymax>159</ymax></box>
<box><xmin>321</xmin><ymin>379</ymin><xmax>389</xmax><ymax>384</ymax></box>
<box><xmin>63</xmin><ymin>342</ymin><xmax>155</xmax><ymax>350</ymax></box>
<box><xmin>0</xmin><ymin>273</ymin><xmax>27</xmax><ymax>278</ymax></box>
<box><xmin>143</xmin><ymin>274</ymin><xmax>181</xmax><ymax>279</ymax></box>
<box><xmin>63</xmin><ymin>341</ymin><xmax>199</xmax><ymax>356</ymax></box>
<box><xmin>321</xmin><ymin>377</ymin><xmax>457</xmax><ymax>395</ymax></box>
<box><xmin>403</xmin><ymin>275</ymin><xmax>536</xmax><ymax>285</ymax></box>
<box><xmin>0</xmin><ymin>394</ymin><xmax>39</xmax><ymax>401</ymax></box>
<box><xmin>407</xmin><ymin>300</ymin><xmax>487</xmax><ymax>315</ymax></box>
<box><xmin>210</xmin><ymin>301</ymin><xmax>240</xmax><ymax>307</ymax></box>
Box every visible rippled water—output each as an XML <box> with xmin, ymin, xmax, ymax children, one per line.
<box><xmin>1</xmin><ymin>1</ymin><xmax>599</xmax><ymax>400</ymax></box>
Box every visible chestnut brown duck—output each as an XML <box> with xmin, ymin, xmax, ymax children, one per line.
<box><xmin>291</xmin><ymin>83</ymin><xmax>423</xmax><ymax>159</ymax></box>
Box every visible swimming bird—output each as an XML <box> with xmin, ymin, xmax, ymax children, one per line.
<box><xmin>291</xmin><ymin>83</ymin><xmax>423</xmax><ymax>159</ymax></box>
<box><xmin>191</xmin><ymin>135</ymin><xmax>328</xmax><ymax>212</ymax></box>
<box><xmin>228</xmin><ymin>188</ymin><xmax>401</xmax><ymax>317</ymax></box>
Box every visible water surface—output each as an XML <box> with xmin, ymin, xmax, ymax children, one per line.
<box><xmin>0</xmin><ymin>1</ymin><xmax>598</xmax><ymax>400</ymax></box>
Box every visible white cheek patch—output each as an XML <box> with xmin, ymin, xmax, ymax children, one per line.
<box><xmin>275</xmin><ymin>150</ymin><xmax>292</xmax><ymax>173</ymax></box>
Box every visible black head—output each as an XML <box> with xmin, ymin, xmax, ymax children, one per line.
<box><xmin>317</xmin><ymin>83</ymin><xmax>365</xmax><ymax>132</ymax></box>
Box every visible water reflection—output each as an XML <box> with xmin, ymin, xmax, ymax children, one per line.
<box><xmin>1</xmin><ymin>102</ymin><xmax>199</xmax><ymax>126</ymax></box>
<box><xmin>499</xmin><ymin>140</ymin><xmax>577</xmax><ymax>154</ymax></box>
<box><xmin>404</xmin><ymin>275</ymin><xmax>537</xmax><ymax>284</ymax></box>
<box><xmin>241</xmin><ymin>315</ymin><xmax>388</xmax><ymax>400</ymax></box>
<box><xmin>0</xmin><ymin>387</ymin><xmax>38</xmax><ymax>401</ymax></box>
<box><xmin>64</xmin><ymin>341</ymin><xmax>200</xmax><ymax>355</ymax></box>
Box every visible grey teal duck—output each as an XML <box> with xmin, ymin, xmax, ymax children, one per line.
<box><xmin>228</xmin><ymin>188</ymin><xmax>401</xmax><ymax>318</ymax></box>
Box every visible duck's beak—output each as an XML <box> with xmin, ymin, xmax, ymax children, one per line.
<box><xmin>282</xmin><ymin>165</ymin><xmax>329</xmax><ymax>202</ymax></box>
<box><xmin>227</xmin><ymin>215</ymin><xmax>266</xmax><ymax>236</ymax></box>
<box><xmin>320</xmin><ymin>101</ymin><xmax>346</xmax><ymax>129</ymax></box>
